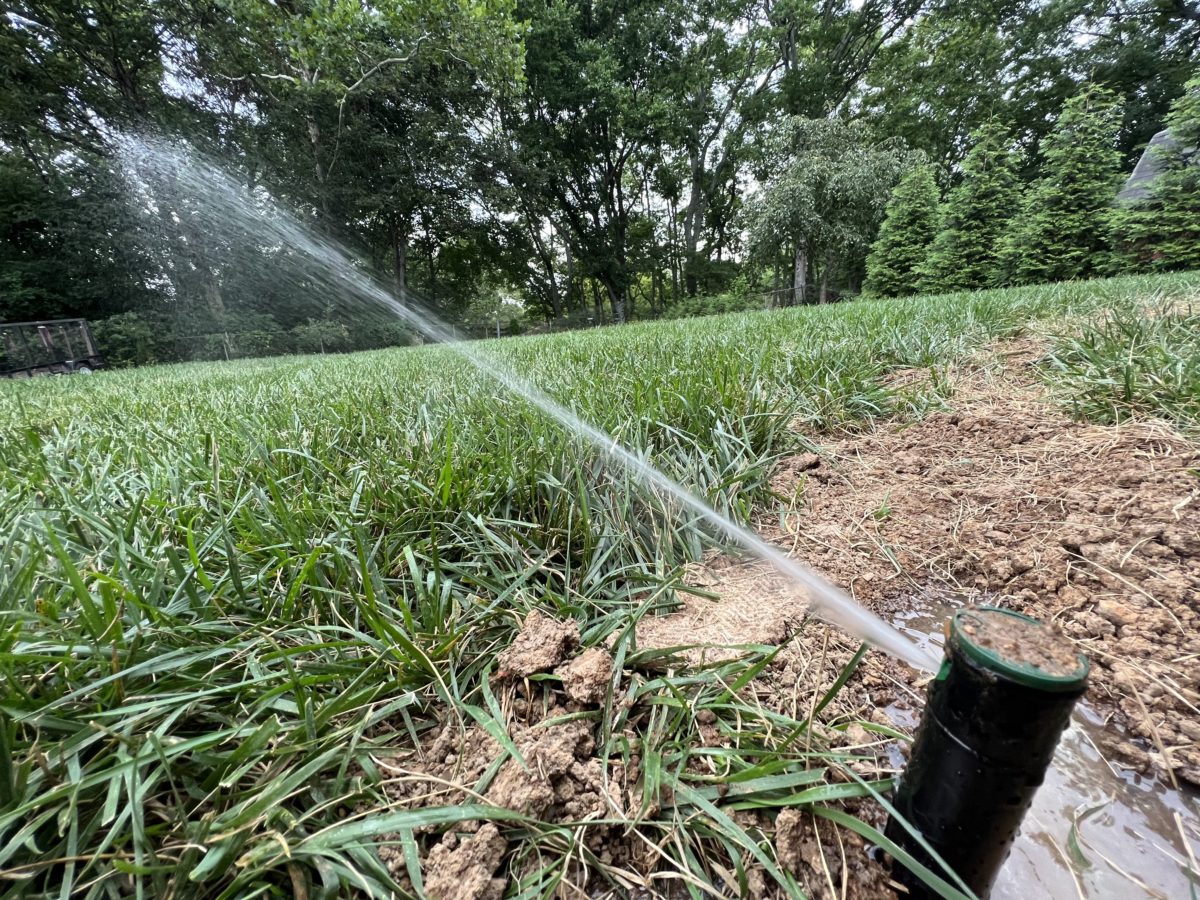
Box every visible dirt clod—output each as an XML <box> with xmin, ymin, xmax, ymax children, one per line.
<box><xmin>555</xmin><ymin>646</ymin><xmax>614</xmax><ymax>705</ymax></box>
<box><xmin>496</xmin><ymin>609</ymin><xmax>579</xmax><ymax>677</ymax></box>
<box><xmin>424</xmin><ymin>823</ymin><xmax>507</xmax><ymax>900</ymax></box>
<box><xmin>485</xmin><ymin>719</ymin><xmax>607</xmax><ymax>818</ymax></box>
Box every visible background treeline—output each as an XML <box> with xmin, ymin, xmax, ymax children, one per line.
<box><xmin>1</xmin><ymin>0</ymin><xmax>1198</xmax><ymax>366</ymax></box>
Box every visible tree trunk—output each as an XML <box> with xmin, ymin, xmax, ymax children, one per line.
<box><xmin>307</xmin><ymin>117</ymin><xmax>330</xmax><ymax>220</ymax></box>
<box><xmin>392</xmin><ymin>222</ymin><xmax>408</xmax><ymax>302</ymax></box>
<box><xmin>683</xmin><ymin>173</ymin><xmax>702</xmax><ymax>297</ymax></box>
<box><xmin>529</xmin><ymin>220</ymin><xmax>563</xmax><ymax>320</ymax></box>
<box><xmin>668</xmin><ymin>197</ymin><xmax>681</xmax><ymax>302</ymax></box>
<box><xmin>793</xmin><ymin>243</ymin><xmax>808</xmax><ymax>306</ymax></box>
<box><xmin>591</xmin><ymin>280</ymin><xmax>603</xmax><ymax>325</ymax></box>
<box><xmin>563</xmin><ymin>236</ymin><xmax>576</xmax><ymax>317</ymax></box>
<box><xmin>607</xmin><ymin>281</ymin><xmax>626</xmax><ymax>324</ymax></box>
<box><xmin>819</xmin><ymin>253</ymin><xmax>832</xmax><ymax>303</ymax></box>
<box><xmin>204</xmin><ymin>277</ymin><xmax>226</xmax><ymax>321</ymax></box>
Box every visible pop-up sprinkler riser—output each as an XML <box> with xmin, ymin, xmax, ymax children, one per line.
<box><xmin>886</xmin><ymin>606</ymin><xmax>1090</xmax><ymax>898</ymax></box>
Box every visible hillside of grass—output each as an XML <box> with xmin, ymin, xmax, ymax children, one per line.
<box><xmin>0</xmin><ymin>273</ymin><xmax>1197</xmax><ymax>898</ymax></box>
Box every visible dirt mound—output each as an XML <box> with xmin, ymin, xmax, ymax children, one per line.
<box><xmin>767</xmin><ymin>350</ymin><xmax>1200</xmax><ymax>784</ymax></box>
<box><xmin>486</xmin><ymin>718</ymin><xmax>614</xmax><ymax>818</ymax></box>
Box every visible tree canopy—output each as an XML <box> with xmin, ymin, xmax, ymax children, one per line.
<box><xmin>2</xmin><ymin>0</ymin><xmax>1199</xmax><ymax>364</ymax></box>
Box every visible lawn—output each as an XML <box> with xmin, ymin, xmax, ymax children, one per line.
<box><xmin>1</xmin><ymin>273</ymin><xmax>1197</xmax><ymax>898</ymax></box>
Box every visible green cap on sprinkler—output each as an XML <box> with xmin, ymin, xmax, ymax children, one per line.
<box><xmin>950</xmin><ymin>606</ymin><xmax>1089</xmax><ymax>693</ymax></box>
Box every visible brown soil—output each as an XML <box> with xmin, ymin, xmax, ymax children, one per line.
<box><xmin>372</xmin><ymin>338</ymin><xmax>1198</xmax><ymax>898</ymax></box>
<box><xmin>956</xmin><ymin>608</ymin><xmax>1085</xmax><ymax>679</ymax></box>
<box><xmin>633</xmin><ymin>555</ymin><xmax>810</xmax><ymax>660</ymax></box>
<box><xmin>753</xmin><ymin>340</ymin><xmax>1199</xmax><ymax>784</ymax></box>
<box><xmin>496</xmin><ymin>609</ymin><xmax>579</xmax><ymax>677</ymax></box>
<box><xmin>375</xmin><ymin>616</ymin><xmax>899</xmax><ymax>898</ymax></box>
<box><xmin>775</xmin><ymin>809</ymin><xmax>900</xmax><ymax>899</ymax></box>
<box><xmin>555</xmin><ymin>646</ymin><xmax>615</xmax><ymax>705</ymax></box>
<box><xmin>424</xmin><ymin>823</ymin><xmax>508</xmax><ymax>900</ymax></box>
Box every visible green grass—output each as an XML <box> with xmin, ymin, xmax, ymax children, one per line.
<box><xmin>1044</xmin><ymin>298</ymin><xmax>1200</xmax><ymax>432</ymax></box>
<box><xmin>1</xmin><ymin>273</ymin><xmax>1197</xmax><ymax>898</ymax></box>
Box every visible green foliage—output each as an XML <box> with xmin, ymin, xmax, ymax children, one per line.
<box><xmin>999</xmin><ymin>84</ymin><xmax>1124</xmax><ymax>285</ymax></box>
<box><xmin>744</xmin><ymin>117</ymin><xmax>908</xmax><ymax>302</ymax></box>
<box><xmin>292</xmin><ymin>318</ymin><xmax>351</xmax><ymax>354</ymax></box>
<box><xmin>1110</xmin><ymin>76</ymin><xmax>1200</xmax><ymax>272</ymax></box>
<box><xmin>3</xmin><ymin>273</ymin><xmax>1193</xmax><ymax>895</ymax></box>
<box><xmin>661</xmin><ymin>289</ymin><xmax>765</xmax><ymax>319</ymax></box>
<box><xmin>92</xmin><ymin>311</ymin><xmax>165</xmax><ymax>368</ymax></box>
<box><xmin>863</xmin><ymin>163</ymin><xmax>940</xmax><ymax>297</ymax></box>
<box><xmin>918</xmin><ymin>121</ymin><xmax>1022</xmax><ymax>293</ymax></box>
<box><xmin>1044</xmin><ymin>302</ymin><xmax>1200</xmax><ymax>431</ymax></box>
<box><xmin>6</xmin><ymin>0</ymin><xmax>1200</xmax><ymax>344</ymax></box>
<box><xmin>464</xmin><ymin>285</ymin><xmax>528</xmax><ymax>336</ymax></box>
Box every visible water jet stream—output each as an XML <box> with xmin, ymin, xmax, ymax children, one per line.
<box><xmin>119</xmin><ymin>136</ymin><xmax>938</xmax><ymax>672</ymax></box>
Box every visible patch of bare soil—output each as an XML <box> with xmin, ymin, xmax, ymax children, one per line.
<box><xmin>496</xmin><ymin>608</ymin><xmax>580</xmax><ymax>677</ymax></box>
<box><xmin>755</xmin><ymin>342</ymin><xmax>1199</xmax><ymax>785</ymax></box>
<box><xmin>634</xmin><ymin>555</ymin><xmax>810</xmax><ymax>661</ymax></box>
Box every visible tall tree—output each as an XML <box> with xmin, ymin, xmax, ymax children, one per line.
<box><xmin>863</xmin><ymin>163</ymin><xmax>940</xmax><ymax>297</ymax></box>
<box><xmin>918</xmin><ymin>121</ymin><xmax>1022</xmax><ymax>292</ymax></box>
<box><xmin>771</xmin><ymin>0</ymin><xmax>927</xmax><ymax>118</ymax></box>
<box><xmin>501</xmin><ymin>0</ymin><xmax>683</xmax><ymax>323</ymax></box>
<box><xmin>744</xmin><ymin>117</ymin><xmax>907</xmax><ymax>304</ymax></box>
<box><xmin>662</xmin><ymin>0</ymin><xmax>778</xmax><ymax>297</ymax></box>
<box><xmin>999</xmin><ymin>84</ymin><xmax>1123</xmax><ymax>285</ymax></box>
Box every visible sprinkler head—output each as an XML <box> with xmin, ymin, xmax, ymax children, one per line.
<box><xmin>885</xmin><ymin>606</ymin><xmax>1089</xmax><ymax>898</ymax></box>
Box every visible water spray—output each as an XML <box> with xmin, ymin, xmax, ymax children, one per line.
<box><xmin>117</xmin><ymin>135</ymin><xmax>937</xmax><ymax>672</ymax></box>
<box><xmin>885</xmin><ymin>607</ymin><xmax>1089</xmax><ymax>897</ymax></box>
<box><xmin>121</xmin><ymin>139</ymin><xmax>1101</xmax><ymax>897</ymax></box>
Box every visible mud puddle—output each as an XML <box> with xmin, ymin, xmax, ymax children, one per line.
<box><xmin>891</xmin><ymin>603</ymin><xmax>1200</xmax><ymax>899</ymax></box>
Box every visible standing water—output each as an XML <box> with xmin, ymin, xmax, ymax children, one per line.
<box><xmin>117</xmin><ymin>135</ymin><xmax>938</xmax><ymax>672</ymax></box>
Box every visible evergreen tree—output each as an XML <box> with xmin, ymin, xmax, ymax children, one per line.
<box><xmin>917</xmin><ymin>121</ymin><xmax>1022</xmax><ymax>292</ymax></box>
<box><xmin>863</xmin><ymin>163</ymin><xmax>940</xmax><ymax>297</ymax></box>
<box><xmin>1111</xmin><ymin>76</ymin><xmax>1200</xmax><ymax>272</ymax></box>
<box><xmin>999</xmin><ymin>85</ymin><xmax>1123</xmax><ymax>284</ymax></box>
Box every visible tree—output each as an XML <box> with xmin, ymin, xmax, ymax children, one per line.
<box><xmin>918</xmin><ymin>121</ymin><xmax>1022</xmax><ymax>292</ymax></box>
<box><xmin>999</xmin><ymin>84</ymin><xmax>1123</xmax><ymax>284</ymax></box>
<box><xmin>465</xmin><ymin>284</ymin><xmax>527</xmax><ymax>336</ymax></box>
<box><xmin>863</xmin><ymin>163</ymin><xmax>940</xmax><ymax>297</ymax></box>
<box><xmin>500</xmin><ymin>0</ymin><xmax>685</xmax><ymax>324</ymax></box>
<box><xmin>861</xmin><ymin>1</ymin><xmax>1200</xmax><ymax>174</ymax></box>
<box><xmin>744</xmin><ymin>118</ymin><xmax>907</xmax><ymax>303</ymax></box>
<box><xmin>1111</xmin><ymin>76</ymin><xmax>1200</xmax><ymax>272</ymax></box>
<box><xmin>661</xmin><ymin>0</ymin><xmax>778</xmax><ymax>298</ymax></box>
